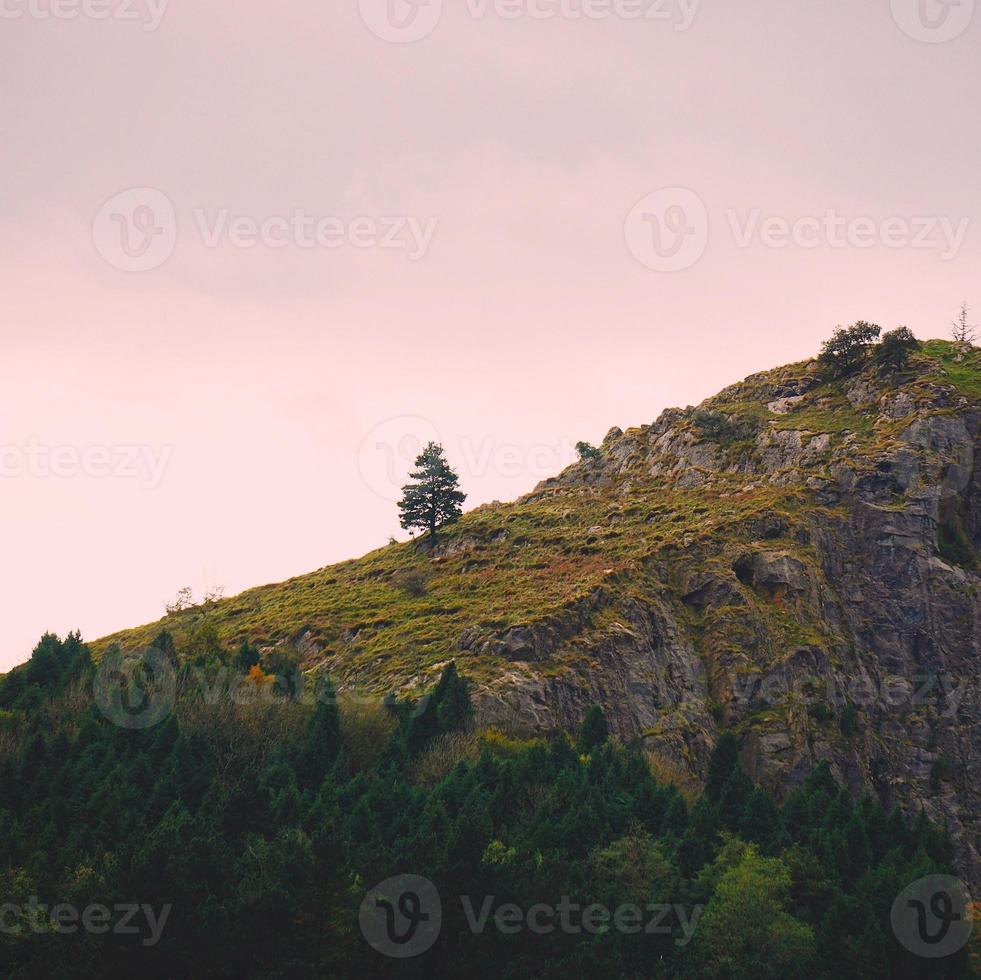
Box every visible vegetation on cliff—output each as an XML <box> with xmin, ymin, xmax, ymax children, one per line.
<box><xmin>0</xmin><ymin>635</ymin><xmax>971</xmax><ymax>978</ymax></box>
<box><xmin>1</xmin><ymin>333</ymin><xmax>978</xmax><ymax>975</ymax></box>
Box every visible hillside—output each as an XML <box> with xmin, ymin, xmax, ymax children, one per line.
<box><xmin>95</xmin><ymin>341</ymin><xmax>981</xmax><ymax>867</ymax></box>
<box><xmin>90</xmin><ymin>338</ymin><xmax>981</xmax><ymax>884</ymax></box>
<box><xmin>2</xmin><ymin>335</ymin><xmax>979</xmax><ymax>977</ymax></box>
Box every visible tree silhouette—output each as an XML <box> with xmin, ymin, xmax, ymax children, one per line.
<box><xmin>952</xmin><ymin>302</ymin><xmax>976</xmax><ymax>346</ymax></box>
<box><xmin>398</xmin><ymin>442</ymin><xmax>465</xmax><ymax>543</ymax></box>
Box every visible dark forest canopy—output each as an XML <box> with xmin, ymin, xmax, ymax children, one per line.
<box><xmin>0</xmin><ymin>632</ymin><xmax>972</xmax><ymax>979</ymax></box>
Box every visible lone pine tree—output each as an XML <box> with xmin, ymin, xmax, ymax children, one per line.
<box><xmin>398</xmin><ymin>442</ymin><xmax>466</xmax><ymax>543</ymax></box>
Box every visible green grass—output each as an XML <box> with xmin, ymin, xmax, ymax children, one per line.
<box><xmin>921</xmin><ymin>339</ymin><xmax>981</xmax><ymax>399</ymax></box>
<box><xmin>90</xmin><ymin>341</ymin><xmax>981</xmax><ymax>697</ymax></box>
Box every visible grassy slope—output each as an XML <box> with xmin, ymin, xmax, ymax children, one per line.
<box><xmin>92</xmin><ymin>340</ymin><xmax>981</xmax><ymax>692</ymax></box>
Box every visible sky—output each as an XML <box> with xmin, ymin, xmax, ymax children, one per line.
<box><xmin>1</xmin><ymin>0</ymin><xmax>978</xmax><ymax>670</ymax></box>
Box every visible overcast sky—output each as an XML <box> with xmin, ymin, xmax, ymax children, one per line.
<box><xmin>1</xmin><ymin>0</ymin><xmax>978</xmax><ymax>669</ymax></box>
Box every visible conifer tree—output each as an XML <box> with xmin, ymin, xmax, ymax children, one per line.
<box><xmin>577</xmin><ymin>705</ymin><xmax>609</xmax><ymax>755</ymax></box>
<box><xmin>297</xmin><ymin>684</ymin><xmax>341</xmax><ymax>788</ymax></box>
<box><xmin>434</xmin><ymin>662</ymin><xmax>473</xmax><ymax>732</ymax></box>
<box><xmin>705</xmin><ymin>730</ymin><xmax>741</xmax><ymax>800</ymax></box>
<box><xmin>398</xmin><ymin>442</ymin><xmax>466</xmax><ymax>543</ymax></box>
<box><xmin>952</xmin><ymin>301</ymin><xmax>975</xmax><ymax>346</ymax></box>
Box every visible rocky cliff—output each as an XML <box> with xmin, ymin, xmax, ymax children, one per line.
<box><xmin>96</xmin><ymin>339</ymin><xmax>981</xmax><ymax>884</ymax></box>
<box><xmin>475</xmin><ymin>342</ymin><xmax>981</xmax><ymax>885</ymax></box>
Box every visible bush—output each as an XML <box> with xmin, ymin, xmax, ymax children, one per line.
<box><xmin>165</xmin><ymin>586</ymin><xmax>195</xmax><ymax>615</ymax></box>
<box><xmin>808</xmin><ymin>702</ymin><xmax>833</xmax><ymax>724</ymax></box>
<box><xmin>575</xmin><ymin>440</ymin><xmax>600</xmax><ymax>462</ymax></box>
<box><xmin>839</xmin><ymin>702</ymin><xmax>859</xmax><ymax>736</ymax></box>
<box><xmin>930</xmin><ymin>755</ymin><xmax>954</xmax><ymax>793</ymax></box>
<box><xmin>577</xmin><ymin>705</ymin><xmax>609</xmax><ymax>754</ymax></box>
<box><xmin>339</xmin><ymin>698</ymin><xmax>398</xmax><ymax>773</ymax></box>
<box><xmin>818</xmin><ymin>321</ymin><xmax>881</xmax><ymax>377</ymax></box>
<box><xmin>410</xmin><ymin>731</ymin><xmax>480</xmax><ymax>786</ymax></box>
<box><xmin>874</xmin><ymin>326</ymin><xmax>920</xmax><ymax>372</ymax></box>
<box><xmin>236</xmin><ymin>640</ymin><xmax>261</xmax><ymax>673</ymax></box>
<box><xmin>691</xmin><ymin>409</ymin><xmax>757</xmax><ymax>444</ymax></box>
<box><xmin>395</xmin><ymin>568</ymin><xmax>428</xmax><ymax>597</ymax></box>
<box><xmin>707</xmin><ymin>699</ymin><xmax>726</xmax><ymax>723</ymax></box>
<box><xmin>938</xmin><ymin>514</ymin><xmax>976</xmax><ymax>569</ymax></box>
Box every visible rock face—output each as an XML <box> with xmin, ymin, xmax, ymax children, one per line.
<box><xmin>469</xmin><ymin>353</ymin><xmax>981</xmax><ymax>886</ymax></box>
<box><xmin>94</xmin><ymin>342</ymin><xmax>981</xmax><ymax>888</ymax></box>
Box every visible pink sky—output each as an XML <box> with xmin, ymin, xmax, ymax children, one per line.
<box><xmin>1</xmin><ymin>1</ymin><xmax>978</xmax><ymax>670</ymax></box>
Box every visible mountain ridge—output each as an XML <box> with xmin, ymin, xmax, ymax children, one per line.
<box><xmin>87</xmin><ymin>336</ymin><xmax>981</xmax><ymax>884</ymax></box>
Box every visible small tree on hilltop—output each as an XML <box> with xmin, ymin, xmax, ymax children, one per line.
<box><xmin>818</xmin><ymin>321</ymin><xmax>881</xmax><ymax>377</ymax></box>
<box><xmin>952</xmin><ymin>302</ymin><xmax>976</xmax><ymax>346</ymax></box>
<box><xmin>398</xmin><ymin>442</ymin><xmax>466</xmax><ymax>544</ymax></box>
<box><xmin>165</xmin><ymin>586</ymin><xmax>194</xmax><ymax>615</ymax></box>
<box><xmin>874</xmin><ymin>326</ymin><xmax>920</xmax><ymax>372</ymax></box>
<box><xmin>575</xmin><ymin>441</ymin><xmax>600</xmax><ymax>462</ymax></box>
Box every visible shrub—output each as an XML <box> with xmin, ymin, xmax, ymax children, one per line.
<box><xmin>411</xmin><ymin>731</ymin><xmax>480</xmax><ymax>786</ymax></box>
<box><xmin>930</xmin><ymin>756</ymin><xmax>954</xmax><ymax>793</ymax></box>
<box><xmin>839</xmin><ymin>701</ymin><xmax>859</xmax><ymax>736</ymax></box>
<box><xmin>951</xmin><ymin>301</ymin><xmax>975</xmax><ymax>346</ymax></box>
<box><xmin>577</xmin><ymin>705</ymin><xmax>609</xmax><ymax>754</ymax></box>
<box><xmin>185</xmin><ymin>623</ymin><xmax>224</xmax><ymax>666</ymax></box>
<box><xmin>575</xmin><ymin>440</ymin><xmax>601</xmax><ymax>462</ymax></box>
<box><xmin>339</xmin><ymin>698</ymin><xmax>398</xmax><ymax>773</ymax></box>
<box><xmin>808</xmin><ymin>702</ymin><xmax>833</xmax><ymax>724</ymax></box>
<box><xmin>395</xmin><ymin>568</ymin><xmax>428</xmax><ymax>597</ymax></box>
<box><xmin>165</xmin><ymin>586</ymin><xmax>194</xmax><ymax>615</ymax></box>
<box><xmin>691</xmin><ymin>410</ymin><xmax>757</xmax><ymax>444</ymax></box>
<box><xmin>479</xmin><ymin>727</ymin><xmax>530</xmax><ymax>758</ymax></box>
<box><xmin>590</xmin><ymin>829</ymin><xmax>675</xmax><ymax>904</ymax></box>
<box><xmin>818</xmin><ymin>321</ymin><xmax>881</xmax><ymax>377</ymax></box>
<box><xmin>938</xmin><ymin>514</ymin><xmax>976</xmax><ymax>569</ymax></box>
<box><xmin>236</xmin><ymin>641</ymin><xmax>261</xmax><ymax>673</ymax></box>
